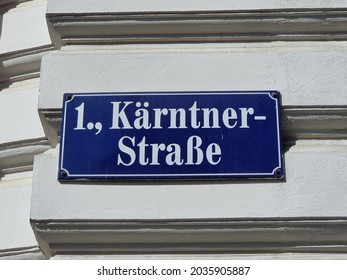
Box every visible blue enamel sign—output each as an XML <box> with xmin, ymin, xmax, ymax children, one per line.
<box><xmin>58</xmin><ymin>91</ymin><xmax>284</xmax><ymax>180</ymax></box>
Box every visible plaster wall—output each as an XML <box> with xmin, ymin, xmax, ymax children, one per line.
<box><xmin>0</xmin><ymin>0</ymin><xmax>49</xmax><ymax>259</ymax></box>
<box><xmin>0</xmin><ymin>0</ymin><xmax>50</xmax><ymax>54</ymax></box>
<box><xmin>47</xmin><ymin>0</ymin><xmax>347</xmax><ymax>13</ymax></box>
<box><xmin>0</xmin><ymin>172</ymin><xmax>37</xmax><ymax>250</ymax></box>
<box><xmin>32</xmin><ymin>141</ymin><xmax>347</xmax><ymax>220</ymax></box>
<box><xmin>1</xmin><ymin>0</ymin><xmax>347</xmax><ymax>259</ymax></box>
<box><xmin>31</xmin><ymin>0</ymin><xmax>347</xmax><ymax>258</ymax></box>
<box><xmin>34</xmin><ymin>43</ymin><xmax>347</xmax><ymax>220</ymax></box>
<box><xmin>0</xmin><ymin>79</ymin><xmax>44</xmax><ymax>144</ymax></box>
<box><xmin>39</xmin><ymin>43</ymin><xmax>347</xmax><ymax>109</ymax></box>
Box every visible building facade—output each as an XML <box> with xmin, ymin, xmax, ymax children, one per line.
<box><xmin>1</xmin><ymin>0</ymin><xmax>347</xmax><ymax>260</ymax></box>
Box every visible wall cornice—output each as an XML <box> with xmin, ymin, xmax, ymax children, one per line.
<box><xmin>40</xmin><ymin>107</ymin><xmax>347</xmax><ymax>149</ymax></box>
<box><xmin>31</xmin><ymin>218</ymin><xmax>347</xmax><ymax>258</ymax></box>
<box><xmin>0</xmin><ymin>45</ymin><xmax>54</xmax><ymax>86</ymax></box>
<box><xmin>0</xmin><ymin>0</ymin><xmax>53</xmax><ymax>86</ymax></box>
<box><xmin>0</xmin><ymin>138</ymin><xmax>49</xmax><ymax>176</ymax></box>
<box><xmin>47</xmin><ymin>9</ymin><xmax>347</xmax><ymax>47</ymax></box>
<box><xmin>0</xmin><ymin>245</ymin><xmax>44</xmax><ymax>260</ymax></box>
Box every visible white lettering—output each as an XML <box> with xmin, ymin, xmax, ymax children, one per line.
<box><xmin>117</xmin><ymin>136</ymin><xmax>136</xmax><ymax>166</ymax></box>
<box><xmin>222</xmin><ymin>108</ymin><xmax>238</xmax><ymax>128</ymax></box>
<box><xmin>239</xmin><ymin>107</ymin><xmax>254</xmax><ymax>128</ymax></box>
<box><xmin>202</xmin><ymin>108</ymin><xmax>220</xmax><ymax>128</ymax></box>
<box><xmin>166</xmin><ymin>144</ymin><xmax>183</xmax><ymax>165</ymax></box>
<box><xmin>110</xmin><ymin>101</ymin><xmax>260</xmax><ymax>130</ymax></box>
<box><xmin>186</xmin><ymin>135</ymin><xmax>203</xmax><ymax>165</ymax></box>
<box><xmin>117</xmin><ymin>136</ymin><xmax>221</xmax><ymax>166</ymax></box>
<box><xmin>138</xmin><ymin>136</ymin><xmax>149</xmax><ymax>165</ymax></box>
<box><xmin>189</xmin><ymin>102</ymin><xmax>201</xmax><ymax>129</ymax></box>
<box><xmin>134</xmin><ymin>102</ymin><xmax>152</xmax><ymax>129</ymax></box>
<box><xmin>168</xmin><ymin>108</ymin><xmax>187</xmax><ymax>129</ymax></box>
<box><xmin>206</xmin><ymin>143</ymin><xmax>222</xmax><ymax>165</ymax></box>
<box><xmin>150</xmin><ymin>143</ymin><xmax>166</xmax><ymax>165</ymax></box>
<box><xmin>153</xmin><ymin>108</ymin><xmax>168</xmax><ymax>129</ymax></box>
<box><xmin>110</xmin><ymin>101</ymin><xmax>133</xmax><ymax>129</ymax></box>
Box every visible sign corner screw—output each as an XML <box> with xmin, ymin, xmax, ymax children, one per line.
<box><xmin>271</xmin><ymin>92</ymin><xmax>278</xmax><ymax>99</ymax></box>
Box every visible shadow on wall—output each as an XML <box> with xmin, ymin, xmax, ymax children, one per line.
<box><xmin>0</xmin><ymin>1</ymin><xmax>21</xmax><ymax>90</ymax></box>
<box><xmin>0</xmin><ymin>10</ymin><xmax>4</xmax><ymax>86</ymax></box>
<box><xmin>0</xmin><ymin>1</ymin><xmax>19</xmax><ymax>179</ymax></box>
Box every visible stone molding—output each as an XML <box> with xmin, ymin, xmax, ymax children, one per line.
<box><xmin>0</xmin><ymin>245</ymin><xmax>44</xmax><ymax>260</ymax></box>
<box><xmin>31</xmin><ymin>218</ymin><xmax>347</xmax><ymax>258</ymax></box>
<box><xmin>0</xmin><ymin>138</ymin><xmax>49</xmax><ymax>176</ymax></box>
<box><xmin>39</xmin><ymin>106</ymin><xmax>347</xmax><ymax>148</ymax></box>
<box><xmin>0</xmin><ymin>45</ymin><xmax>54</xmax><ymax>86</ymax></box>
<box><xmin>46</xmin><ymin>9</ymin><xmax>347</xmax><ymax>47</ymax></box>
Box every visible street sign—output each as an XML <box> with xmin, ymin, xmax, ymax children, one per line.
<box><xmin>58</xmin><ymin>91</ymin><xmax>284</xmax><ymax>180</ymax></box>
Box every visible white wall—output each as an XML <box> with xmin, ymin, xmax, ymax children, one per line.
<box><xmin>32</xmin><ymin>141</ymin><xmax>347</xmax><ymax>220</ymax></box>
<box><xmin>34</xmin><ymin>41</ymin><xmax>347</xmax><ymax>220</ymax></box>
<box><xmin>0</xmin><ymin>0</ymin><xmax>50</xmax><ymax>54</ymax></box>
<box><xmin>47</xmin><ymin>0</ymin><xmax>347</xmax><ymax>13</ymax></box>
<box><xmin>31</xmin><ymin>0</ymin><xmax>347</xmax><ymax>258</ymax></box>
<box><xmin>0</xmin><ymin>0</ymin><xmax>50</xmax><ymax>259</ymax></box>
<box><xmin>1</xmin><ymin>0</ymin><xmax>347</xmax><ymax>259</ymax></box>
<box><xmin>39</xmin><ymin>43</ymin><xmax>347</xmax><ymax>109</ymax></box>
